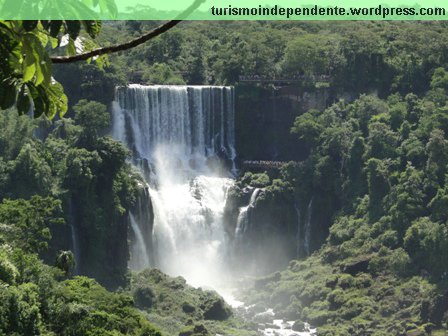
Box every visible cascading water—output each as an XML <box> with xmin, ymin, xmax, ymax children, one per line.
<box><xmin>128</xmin><ymin>183</ymin><xmax>155</xmax><ymax>270</ymax></box>
<box><xmin>304</xmin><ymin>198</ymin><xmax>313</xmax><ymax>256</ymax></box>
<box><xmin>69</xmin><ymin>223</ymin><xmax>80</xmax><ymax>274</ymax></box>
<box><xmin>112</xmin><ymin>84</ymin><xmax>316</xmax><ymax>336</ymax></box>
<box><xmin>235</xmin><ymin>188</ymin><xmax>261</xmax><ymax>237</ymax></box>
<box><xmin>129</xmin><ymin>212</ymin><xmax>150</xmax><ymax>270</ymax></box>
<box><xmin>112</xmin><ymin>84</ymin><xmax>236</xmax><ymax>290</ymax></box>
<box><xmin>112</xmin><ymin>84</ymin><xmax>235</xmax><ymax>167</ymax></box>
<box><xmin>294</xmin><ymin>202</ymin><xmax>301</xmax><ymax>258</ymax></box>
<box><xmin>68</xmin><ymin>199</ymin><xmax>80</xmax><ymax>275</ymax></box>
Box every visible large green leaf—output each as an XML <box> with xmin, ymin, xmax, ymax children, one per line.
<box><xmin>23</xmin><ymin>63</ymin><xmax>36</xmax><ymax>82</ymax></box>
<box><xmin>47</xmin><ymin>81</ymin><xmax>68</xmax><ymax>119</ymax></box>
<box><xmin>28</xmin><ymin>83</ymin><xmax>49</xmax><ymax>118</ymax></box>
<box><xmin>23</xmin><ymin>33</ymin><xmax>51</xmax><ymax>86</ymax></box>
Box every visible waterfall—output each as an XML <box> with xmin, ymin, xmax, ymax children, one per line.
<box><xmin>68</xmin><ymin>199</ymin><xmax>80</xmax><ymax>274</ymax></box>
<box><xmin>294</xmin><ymin>202</ymin><xmax>301</xmax><ymax>258</ymax></box>
<box><xmin>128</xmin><ymin>182</ymin><xmax>154</xmax><ymax>270</ymax></box>
<box><xmin>304</xmin><ymin>198</ymin><xmax>313</xmax><ymax>256</ymax></box>
<box><xmin>112</xmin><ymin>84</ymin><xmax>236</xmax><ymax>289</ymax></box>
<box><xmin>112</xmin><ymin>84</ymin><xmax>236</xmax><ymax>167</ymax></box>
<box><xmin>235</xmin><ymin>188</ymin><xmax>261</xmax><ymax>236</ymax></box>
<box><xmin>69</xmin><ymin>223</ymin><xmax>80</xmax><ymax>274</ymax></box>
<box><xmin>129</xmin><ymin>213</ymin><xmax>150</xmax><ymax>270</ymax></box>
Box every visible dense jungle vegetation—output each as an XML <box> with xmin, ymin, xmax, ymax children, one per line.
<box><xmin>237</xmin><ymin>72</ymin><xmax>448</xmax><ymax>334</ymax></box>
<box><xmin>57</xmin><ymin>21</ymin><xmax>448</xmax><ymax>103</ymax></box>
<box><xmin>1</xmin><ymin>20</ymin><xmax>448</xmax><ymax>335</ymax></box>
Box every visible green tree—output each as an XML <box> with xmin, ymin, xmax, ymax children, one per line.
<box><xmin>142</xmin><ymin>63</ymin><xmax>185</xmax><ymax>85</ymax></box>
<box><xmin>430</xmin><ymin>67</ymin><xmax>448</xmax><ymax>91</ymax></box>
<box><xmin>185</xmin><ymin>41</ymin><xmax>207</xmax><ymax>85</ymax></box>
<box><xmin>0</xmin><ymin>20</ymin><xmax>101</xmax><ymax>117</ymax></box>
<box><xmin>349</xmin><ymin>95</ymin><xmax>388</xmax><ymax>136</ymax></box>
<box><xmin>0</xmin><ymin>196</ymin><xmax>64</xmax><ymax>253</ymax></box>
<box><xmin>55</xmin><ymin>250</ymin><xmax>76</xmax><ymax>277</ymax></box>
<box><xmin>429</xmin><ymin>186</ymin><xmax>448</xmax><ymax>222</ymax></box>
<box><xmin>0</xmin><ymin>109</ymin><xmax>35</xmax><ymax>160</ymax></box>
<box><xmin>283</xmin><ymin>34</ymin><xmax>341</xmax><ymax>75</ymax></box>
<box><xmin>73</xmin><ymin>100</ymin><xmax>110</xmax><ymax>146</ymax></box>
<box><xmin>366</xmin><ymin>159</ymin><xmax>390</xmax><ymax>222</ymax></box>
<box><xmin>366</xmin><ymin>122</ymin><xmax>398</xmax><ymax>160</ymax></box>
<box><xmin>425</xmin><ymin>128</ymin><xmax>448</xmax><ymax>186</ymax></box>
<box><xmin>5</xmin><ymin>142</ymin><xmax>53</xmax><ymax>199</ymax></box>
<box><xmin>291</xmin><ymin>110</ymin><xmax>323</xmax><ymax>148</ymax></box>
<box><xmin>387</xmin><ymin>164</ymin><xmax>425</xmax><ymax>234</ymax></box>
<box><xmin>404</xmin><ymin>217</ymin><xmax>448</xmax><ymax>277</ymax></box>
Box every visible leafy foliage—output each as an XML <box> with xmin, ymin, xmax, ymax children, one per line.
<box><xmin>130</xmin><ymin>269</ymin><xmax>254</xmax><ymax>336</ymax></box>
<box><xmin>236</xmin><ymin>40</ymin><xmax>448</xmax><ymax>333</ymax></box>
<box><xmin>0</xmin><ymin>19</ymin><xmax>109</xmax><ymax>118</ymax></box>
<box><xmin>0</xmin><ymin>101</ymin><xmax>162</xmax><ymax>335</ymax></box>
<box><xmin>0</xmin><ymin>196</ymin><xmax>63</xmax><ymax>252</ymax></box>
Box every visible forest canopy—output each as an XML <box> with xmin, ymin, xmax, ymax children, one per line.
<box><xmin>1</xmin><ymin>20</ymin><xmax>448</xmax><ymax>336</ymax></box>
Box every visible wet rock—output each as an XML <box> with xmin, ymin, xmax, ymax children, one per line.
<box><xmin>265</xmin><ymin>323</ymin><xmax>279</xmax><ymax>329</ymax></box>
<box><xmin>253</xmin><ymin>310</ymin><xmax>275</xmax><ymax>323</ymax></box>
<box><xmin>292</xmin><ymin>320</ymin><xmax>306</xmax><ymax>332</ymax></box>
<box><xmin>280</xmin><ymin>320</ymin><xmax>292</xmax><ymax>329</ymax></box>
<box><xmin>247</xmin><ymin>302</ymin><xmax>268</xmax><ymax>316</ymax></box>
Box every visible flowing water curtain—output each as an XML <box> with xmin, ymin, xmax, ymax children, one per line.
<box><xmin>112</xmin><ymin>85</ymin><xmax>237</xmax><ymax>290</ymax></box>
<box><xmin>113</xmin><ymin>85</ymin><xmax>236</xmax><ymax>164</ymax></box>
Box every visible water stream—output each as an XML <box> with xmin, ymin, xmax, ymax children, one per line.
<box><xmin>112</xmin><ymin>85</ymin><xmax>236</xmax><ymax>289</ymax></box>
<box><xmin>112</xmin><ymin>84</ymin><xmax>313</xmax><ymax>335</ymax></box>
<box><xmin>235</xmin><ymin>188</ymin><xmax>261</xmax><ymax>236</ymax></box>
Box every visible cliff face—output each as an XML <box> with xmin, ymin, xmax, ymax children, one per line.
<box><xmin>235</xmin><ymin>84</ymin><xmax>334</xmax><ymax>162</ymax></box>
<box><xmin>69</xmin><ymin>194</ymin><xmax>130</xmax><ymax>290</ymax></box>
<box><xmin>223</xmin><ymin>181</ymin><xmax>337</xmax><ymax>275</ymax></box>
<box><xmin>224</xmin><ymin>179</ymin><xmax>302</xmax><ymax>276</ymax></box>
<box><xmin>231</xmin><ymin>84</ymin><xmax>344</xmax><ymax>269</ymax></box>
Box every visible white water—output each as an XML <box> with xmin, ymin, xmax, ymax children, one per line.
<box><xmin>238</xmin><ymin>305</ymin><xmax>316</xmax><ymax>336</ymax></box>
<box><xmin>112</xmin><ymin>85</ymin><xmax>317</xmax><ymax>336</ymax></box>
<box><xmin>149</xmin><ymin>172</ymin><xmax>234</xmax><ymax>288</ymax></box>
<box><xmin>129</xmin><ymin>213</ymin><xmax>151</xmax><ymax>270</ymax></box>
<box><xmin>294</xmin><ymin>202</ymin><xmax>301</xmax><ymax>258</ymax></box>
<box><xmin>235</xmin><ymin>188</ymin><xmax>261</xmax><ymax>236</ymax></box>
<box><xmin>261</xmin><ymin>319</ymin><xmax>317</xmax><ymax>336</ymax></box>
<box><xmin>69</xmin><ymin>222</ymin><xmax>80</xmax><ymax>274</ymax></box>
<box><xmin>112</xmin><ymin>84</ymin><xmax>235</xmax><ymax>161</ymax></box>
<box><xmin>112</xmin><ymin>85</ymin><xmax>236</xmax><ymax>290</ymax></box>
<box><xmin>304</xmin><ymin>198</ymin><xmax>313</xmax><ymax>256</ymax></box>
<box><xmin>68</xmin><ymin>199</ymin><xmax>80</xmax><ymax>275</ymax></box>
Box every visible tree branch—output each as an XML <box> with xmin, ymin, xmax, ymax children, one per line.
<box><xmin>50</xmin><ymin>0</ymin><xmax>205</xmax><ymax>64</ymax></box>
